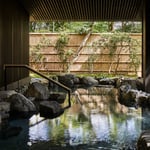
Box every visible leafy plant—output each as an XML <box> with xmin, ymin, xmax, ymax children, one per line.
<box><xmin>30</xmin><ymin>21</ymin><xmax>142</xmax><ymax>33</ymax></box>
<box><xmin>91</xmin><ymin>32</ymin><xmax>141</xmax><ymax>75</ymax></box>
<box><xmin>54</xmin><ymin>33</ymin><xmax>74</xmax><ymax>73</ymax></box>
<box><xmin>128</xmin><ymin>38</ymin><xmax>141</xmax><ymax>75</ymax></box>
<box><xmin>85</xmin><ymin>46</ymin><xmax>99</xmax><ymax>73</ymax></box>
<box><xmin>75</xmin><ymin>23</ymin><xmax>94</xmax><ymax>34</ymax></box>
<box><xmin>30</xmin><ymin>35</ymin><xmax>51</xmax><ymax>70</ymax></box>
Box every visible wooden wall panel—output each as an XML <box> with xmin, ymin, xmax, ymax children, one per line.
<box><xmin>0</xmin><ymin>3</ymin><xmax>2</xmax><ymax>86</ymax></box>
<box><xmin>0</xmin><ymin>0</ymin><xmax>29</xmax><ymax>87</ymax></box>
<box><xmin>30</xmin><ymin>33</ymin><xmax>142</xmax><ymax>76</ymax></box>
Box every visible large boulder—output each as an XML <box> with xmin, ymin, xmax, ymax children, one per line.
<box><xmin>8</xmin><ymin>93</ymin><xmax>36</xmax><ymax>112</ymax></box>
<box><xmin>116</xmin><ymin>77</ymin><xmax>144</xmax><ymax>90</ymax></box>
<box><xmin>80</xmin><ymin>76</ymin><xmax>98</xmax><ymax>88</ymax></box>
<box><xmin>49</xmin><ymin>93</ymin><xmax>66</xmax><ymax>104</ymax></box>
<box><xmin>0</xmin><ymin>90</ymin><xmax>17</xmax><ymax>100</ymax></box>
<box><xmin>58</xmin><ymin>74</ymin><xmax>80</xmax><ymax>88</ymax></box>
<box><xmin>39</xmin><ymin>101</ymin><xmax>64</xmax><ymax>119</ymax></box>
<box><xmin>137</xmin><ymin>130</ymin><xmax>150</xmax><ymax>150</ymax></box>
<box><xmin>97</xmin><ymin>78</ymin><xmax>116</xmax><ymax>86</ymax></box>
<box><xmin>30</xmin><ymin>78</ymin><xmax>48</xmax><ymax>84</ymax></box>
<box><xmin>118</xmin><ymin>85</ymin><xmax>138</xmax><ymax>107</ymax></box>
<box><xmin>136</xmin><ymin>91</ymin><xmax>150</xmax><ymax>107</ymax></box>
<box><xmin>0</xmin><ymin>102</ymin><xmax>10</xmax><ymax>121</ymax></box>
<box><xmin>25</xmin><ymin>82</ymin><xmax>50</xmax><ymax>100</ymax></box>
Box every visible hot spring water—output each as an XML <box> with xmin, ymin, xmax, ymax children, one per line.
<box><xmin>0</xmin><ymin>87</ymin><xmax>150</xmax><ymax>150</ymax></box>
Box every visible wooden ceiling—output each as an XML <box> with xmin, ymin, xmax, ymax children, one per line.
<box><xmin>19</xmin><ymin>0</ymin><xmax>143</xmax><ymax>21</ymax></box>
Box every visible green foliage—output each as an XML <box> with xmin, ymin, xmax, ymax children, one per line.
<box><xmin>102</xmin><ymin>33</ymin><xmax>131</xmax><ymax>56</ymax></box>
<box><xmin>29</xmin><ymin>21</ymin><xmax>142</xmax><ymax>33</ymax></box>
<box><xmin>74</xmin><ymin>22</ymin><xmax>94</xmax><ymax>34</ymax></box>
<box><xmin>77</xmin><ymin>73</ymin><xmax>117</xmax><ymax>78</ymax></box>
<box><xmin>86</xmin><ymin>47</ymin><xmax>99</xmax><ymax>73</ymax></box>
<box><xmin>55</xmin><ymin>33</ymin><xmax>69</xmax><ymax>52</ymax></box>
<box><xmin>66</xmin><ymin>22</ymin><xmax>86</xmax><ymax>33</ymax></box>
<box><xmin>115</xmin><ymin>22</ymin><xmax>142</xmax><ymax>33</ymax></box>
<box><xmin>29</xmin><ymin>21</ymin><xmax>142</xmax><ymax>75</ymax></box>
<box><xmin>54</xmin><ymin>33</ymin><xmax>74</xmax><ymax>72</ymax></box>
<box><xmin>92</xmin><ymin>22</ymin><xmax>110</xmax><ymax>33</ymax></box>
<box><xmin>91</xmin><ymin>32</ymin><xmax>141</xmax><ymax>75</ymax></box>
<box><xmin>128</xmin><ymin>38</ymin><xmax>141</xmax><ymax>74</ymax></box>
<box><xmin>29</xmin><ymin>21</ymin><xmax>69</xmax><ymax>33</ymax></box>
<box><xmin>30</xmin><ymin>35</ymin><xmax>51</xmax><ymax>70</ymax></box>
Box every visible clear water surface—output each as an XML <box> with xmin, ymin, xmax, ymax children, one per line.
<box><xmin>0</xmin><ymin>87</ymin><xmax>149</xmax><ymax>150</ymax></box>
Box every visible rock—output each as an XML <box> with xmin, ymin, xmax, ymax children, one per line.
<box><xmin>0</xmin><ymin>90</ymin><xmax>17</xmax><ymax>100</ymax></box>
<box><xmin>136</xmin><ymin>91</ymin><xmax>149</xmax><ymax>107</ymax></box>
<box><xmin>49</xmin><ymin>93</ymin><xmax>66</xmax><ymax>104</ymax></box>
<box><xmin>39</xmin><ymin>101</ymin><xmax>64</xmax><ymax>119</ymax></box>
<box><xmin>0</xmin><ymin>102</ymin><xmax>10</xmax><ymax>112</ymax></box>
<box><xmin>25</xmin><ymin>82</ymin><xmax>50</xmax><ymax>100</ymax></box>
<box><xmin>119</xmin><ymin>84</ymin><xmax>132</xmax><ymax>92</ymax></box>
<box><xmin>58</xmin><ymin>74</ymin><xmax>79</xmax><ymax>88</ymax></box>
<box><xmin>8</xmin><ymin>93</ymin><xmax>36</xmax><ymax>112</ymax></box>
<box><xmin>30</xmin><ymin>78</ymin><xmax>48</xmax><ymax>84</ymax></box>
<box><xmin>136</xmin><ymin>77</ymin><xmax>144</xmax><ymax>91</ymax></box>
<box><xmin>98</xmin><ymin>78</ymin><xmax>116</xmax><ymax>86</ymax></box>
<box><xmin>119</xmin><ymin>86</ymin><xmax>138</xmax><ymax>107</ymax></box>
<box><xmin>137</xmin><ymin>130</ymin><xmax>150</xmax><ymax>150</ymax></box>
<box><xmin>0</xmin><ymin>102</ymin><xmax>10</xmax><ymax>120</ymax></box>
<box><xmin>80</xmin><ymin>76</ymin><xmax>98</xmax><ymax>88</ymax></box>
<box><xmin>116</xmin><ymin>77</ymin><xmax>142</xmax><ymax>90</ymax></box>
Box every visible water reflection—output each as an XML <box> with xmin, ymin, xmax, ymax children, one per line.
<box><xmin>141</xmin><ymin>107</ymin><xmax>150</xmax><ymax>130</ymax></box>
<box><xmin>0</xmin><ymin>87</ymin><xmax>147</xmax><ymax>150</ymax></box>
<box><xmin>29</xmin><ymin>107</ymin><xmax>141</xmax><ymax>149</ymax></box>
<box><xmin>29</xmin><ymin>115</ymin><xmax>50</xmax><ymax>141</ymax></box>
<box><xmin>29</xmin><ymin>87</ymin><xmax>142</xmax><ymax>149</ymax></box>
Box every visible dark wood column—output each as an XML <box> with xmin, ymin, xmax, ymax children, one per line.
<box><xmin>0</xmin><ymin>0</ymin><xmax>29</xmax><ymax>87</ymax></box>
<box><xmin>144</xmin><ymin>0</ymin><xmax>150</xmax><ymax>92</ymax></box>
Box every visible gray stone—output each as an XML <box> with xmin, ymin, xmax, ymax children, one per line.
<box><xmin>49</xmin><ymin>93</ymin><xmax>66</xmax><ymax>104</ymax></box>
<box><xmin>0</xmin><ymin>102</ymin><xmax>10</xmax><ymax>112</ymax></box>
<box><xmin>0</xmin><ymin>90</ymin><xmax>17</xmax><ymax>100</ymax></box>
<box><xmin>98</xmin><ymin>78</ymin><xmax>116</xmax><ymax>86</ymax></box>
<box><xmin>25</xmin><ymin>82</ymin><xmax>50</xmax><ymax>100</ymax></box>
<box><xmin>119</xmin><ymin>87</ymin><xmax>138</xmax><ymax>107</ymax></box>
<box><xmin>58</xmin><ymin>74</ymin><xmax>77</xmax><ymax>88</ymax></box>
<box><xmin>8</xmin><ymin>93</ymin><xmax>36</xmax><ymax>112</ymax></box>
<box><xmin>39</xmin><ymin>101</ymin><xmax>64</xmax><ymax>118</ymax></box>
<box><xmin>137</xmin><ymin>131</ymin><xmax>150</xmax><ymax>150</ymax></box>
<box><xmin>116</xmin><ymin>77</ymin><xmax>143</xmax><ymax>90</ymax></box>
<box><xmin>80</xmin><ymin>76</ymin><xmax>98</xmax><ymax>87</ymax></box>
<box><xmin>30</xmin><ymin>78</ymin><xmax>48</xmax><ymax>84</ymax></box>
<box><xmin>0</xmin><ymin>102</ymin><xmax>10</xmax><ymax>121</ymax></box>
